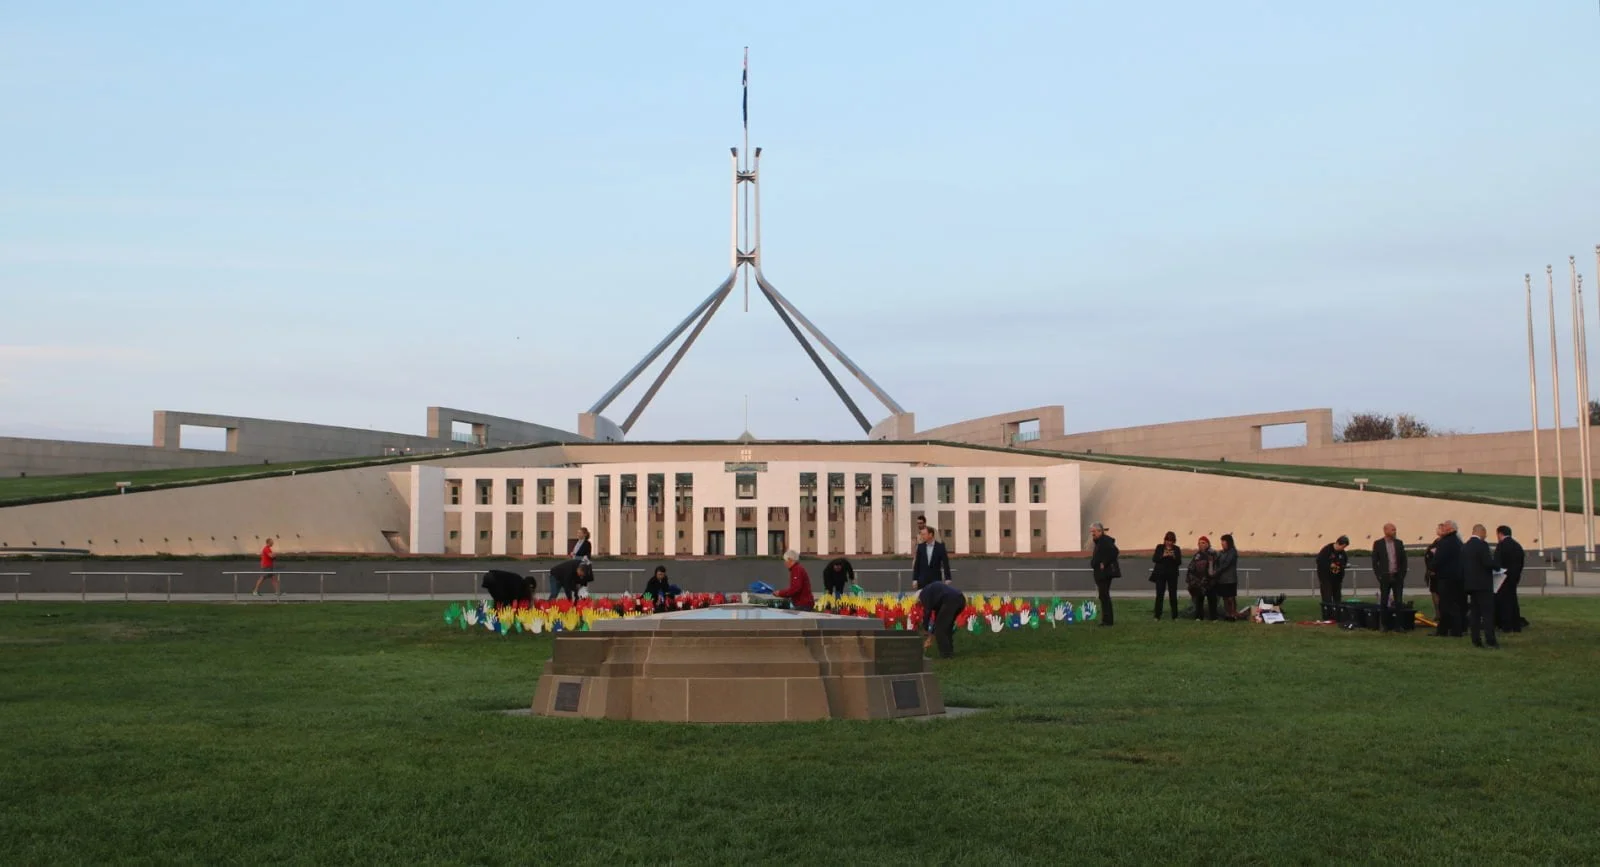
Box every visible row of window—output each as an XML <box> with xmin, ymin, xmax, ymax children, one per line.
<box><xmin>449</xmin><ymin>477</ymin><xmax>1049</xmax><ymax>507</ymax></box>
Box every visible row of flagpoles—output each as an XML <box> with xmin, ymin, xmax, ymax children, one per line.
<box><xmin>1525</xmin><ymin>246</ymin><xmax>1600</xmax><ymax>560</ymax></box>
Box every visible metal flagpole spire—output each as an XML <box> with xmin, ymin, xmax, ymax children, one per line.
<box><xmin>1527</xmin><ymin>273</ymin><xmax>1545</xmax><ymax>555</ymax></box>
<box><xmin>1549</xmin><ymin>265</ymin><xmax>1569</xmax><ymax>560</ymax></box>
<box><xmin>583</xmin><ymin>50</ymin><xmax>907</xmax><ymax>439</ymax></box>
<box><xmin>1578</xmin><ymin>264</ymin><xmax>1595</xmax><ymax>559</ymax></box>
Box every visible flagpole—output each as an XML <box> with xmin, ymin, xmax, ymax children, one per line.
<box><xmin>1527</xmin><ymin>273</ymin><xmax>1545</xmax><ymax>556</ymax></box>
<box><xmin>1578</xmin><ymin>263</ymin><xmax>1595</xmax><ymax>560</ymax></box>
<box><xmin>741</xmin><ymin>47</ymin><xmax>750</xmax><ymax>313</ymax></box>
<box><xmin>1549</xmin><ymin>264</ymin><xmax>1569</xmax><ymax>560</ymax></box>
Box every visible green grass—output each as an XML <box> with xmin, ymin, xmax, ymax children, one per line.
<box><xmin>0</xmin><ymin>459</ymin><xmax>377</xmax><ymax>505</ymax></box>
<box><xmin>3</xmin><ymin>601</ymin><xmax>1598</xmax><ymax>864</ymax></box>
<box><xmin>1063</xmin><ymin>450</ymin><xmax>1600</xmax><ymax>512</ymax></box>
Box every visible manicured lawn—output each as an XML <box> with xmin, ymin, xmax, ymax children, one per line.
<box><xmin>2</xmin><ymin>600</ymin><xmax>1597</xmax><ymax>863</ymax></box>
<box><xmin>1072</xmin><ymin>452</ymin><xmax>1600</xmax><ymax>512</ymax></box>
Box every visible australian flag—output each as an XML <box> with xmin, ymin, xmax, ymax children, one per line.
<box><xmin>741</xmin><ymin>48</ymin><xmax>748</xmax><ymax>130</ymax></box>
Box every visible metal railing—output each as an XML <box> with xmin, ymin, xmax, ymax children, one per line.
<box><xmin>370</xmin><ymin>567</ymin><xmax>649</xmax><ymax>600</ymax></box>
<box><xmin>853</xmin><ymin>568</ymin><xmax>961</xmax><ymax>594</ymax></box>
<box><xmin>1299</xmin><ymin>565</ymin><xmax>1565</xmax><ymax>596</ymax></box>
<box><xmin>997</xmin><ymin>566</ymin><xmax>1265</xmax><ymax>595</ymax></box>
<box><xmin>68</xmin><ymin>571</ymin><xmax>184</xmax><ymax>602</ymax></box>
<box><xmin>219</xmin><ymin>571</ymin><xmax>339</xmax><ymax>601</ymax></box>
<box><xmin>3</xmin><ymin>572</ymin><xmax>29</xmax><ymax>602</ymax></box>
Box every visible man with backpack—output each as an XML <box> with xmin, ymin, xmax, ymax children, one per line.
<box><xmin>1089</xmin><ymin>522</ymin><xmax>1120</xmax><ymax>627</ymax></box>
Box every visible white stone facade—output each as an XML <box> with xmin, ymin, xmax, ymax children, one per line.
<box><xmin>409</xmin><ymin>460</ymin><xmax>1081</xmax><ymax>557</ymax></box>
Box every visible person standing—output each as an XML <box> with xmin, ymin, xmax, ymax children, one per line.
<box><xmin>1213</xmin><ymin>534</ymin><xmax>1240</xmax><ymax>621</ymax></box>
<box><xmin>1461</xmin><ymin>524</ymin><xmax>1499</xmax><ymax>649</ymax></box>
<box><xmin>1370</xmin><ymin>524</ymin><xmax>1408</xmax><ymax>623</ymax></box>
<box><xmin>1150</xmin><ymin>532</ymin><xmax>1183</xmax><ymax>620</ymax></box>
<box><xmin>1089</xmin><ymin>522</ymin><xmax>1120</xmax><ymax>627</ymax></box>
<box><xmin>1494</xmin><ymin>525</ymin><xmax>1526</xmax><ymax>634</ymax></box>
<box><xmin>1315</xmin><ymin>536</ymin><xmax>1351</xmax><ymax>619</ymax></box>
<box><xmin>251</xmin><ymin>538</ymin><xmax>280</xmax><ymax>598</ymax></box>
<box><xmin>918</xmin><ymin>579</ymin><xmax>968</xmax><ymax>659</ymax></box>
<box><xmin>775</xmin><ymin>550</ymin><xmax>815</xmax><ymax>611</ymax></box>
<box><xmin>1423</xmin><ymin>527</ymin><xmax>1442</xmax><ymax>621</ymax></box>
<box><xmin>823</xmin><ymin>557</ymin><xmax>855</xmax><ymax>597</ymax></box>
<box><xmin>910</xmin><ymin>526</ymin><xmax>951</xmax><ymax>589</ymax></box>
<box><xmin>1186</xmin><ymin>537</ymin><xmax>1217</xmax><ymax>621</ymax></box>
<box><xmin>1431</xmin><ymin>521</ymin><xmax>1466</xmax><ymax>638</ymax></box>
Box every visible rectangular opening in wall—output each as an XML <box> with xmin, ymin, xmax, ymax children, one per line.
<box><xmin>1260</xmin><ymin>422</ymin><xmax>1308</xmax><ymax>449</ymax></box>
<box><xmin>1013</xmin><ymin>418</ymin><xmax>1041</xmax><ymax>444</ymax></box>
<box><xmin>449</xmin><ymin>420</ymin><xmax>481</xmax><ymax>445</ymax></box>
<box><xmin>178</xmin><ymin>425</ymin><xmax>229</xmax><ymax>451</ymax></box>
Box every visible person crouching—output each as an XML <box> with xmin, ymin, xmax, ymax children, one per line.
<box><xmin>918</xmin><ymin>580</ymin><xmax>967</xmax><ymax>659</ymax></box>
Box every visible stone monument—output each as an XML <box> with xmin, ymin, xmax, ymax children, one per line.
<box><xmin>531</xmin><ymin>605</ymin><xmax>945</xmax><ymax>722</ymax></box>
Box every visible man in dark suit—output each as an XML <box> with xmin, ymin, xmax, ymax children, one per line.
<box><xmin>910</xmin><ymin>526</ymin><xmax>951</xmax><ymax>589</ymax></box>
<box><xmin>1431</xmin><ymin>521</ymin><xmax>1465</xmax><ymax>638</ymax></box>
<box><xmin>548</xmin><ymin>559</ymin><xmax>593</xmax><ymax>603</ymax></box>
<box><xmin>1462</xmin><ymin>524</ymin><xmax>1499</xmax><ymax>649</ymax></box>
<box><xmin>1494</xmin><ymin>525</ymin><xmax>1526</xmax><ymax>633</ymax></box>
<box><xmin>1369</xmin><ymin>524</ymin><xmax>1408</xmax><ymax>633</ymax></box>
<box><xmin>1315</xmin><ymin>536</ymin><xmax>1351</xmax><ymax>620</ymax></box>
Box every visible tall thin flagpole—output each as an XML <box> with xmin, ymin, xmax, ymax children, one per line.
<box><xmin>1527</xmin><ymin>274</ymin><xmax>1545</xmax><ymax>555</ymax></box>
<box><xmin>1542</xmin><ymin>268</ymin><xmax>1568</xmax><ymax>559</ymax></box>
<box><xmin>1578</xmin><ymin>264</ymin><xmax>1595</xmax><ymax>559</ymax></box>
<box><xmin>741</xmin><ymin>47</ymin><xmax>750</xmax><ymax>313</ymax></box>
<box><xmin>1549</xmin><ymin>265</ymin><xmax>1569</xmax><ymax>559</ymax></box>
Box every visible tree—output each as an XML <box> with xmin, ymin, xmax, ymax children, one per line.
<box><xmin>1589</xmin><ymin>400</ymin><xmax>1600</xmax><ymax>426</ymax></box>
<box><xmin>1338</xmin><ymin>412</ymin><xmax>1395</xmax><ymax>443</ymax></box>
<box><xmin>1395</xmin><ymin>413</ymin><xmax>1432</xmax><ymax>439</ymax></box>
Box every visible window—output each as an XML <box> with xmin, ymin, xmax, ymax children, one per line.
<box><xmin>969</xmin><ymin>478</ymin><xmax>984</xmax><ymax>504</ymax></box>
<box><xmin>999</xmin><ymin>478</ymin><xmax>1015</xmax><ymax>504</ymax></box>
<box><xmin>1029</xmin><ymin>478</ymin><xmax>1045</xmax><ymax>504</ymax></box>
<box><xmin>736</xmin><ymin>472</ymin><xmax>757</xmax><ymax>499</ymax></box>
<box><xmin>1003</xmin><ymin>528</ymin><xmax>1012</xmax><ymax>538</ymax></box>
<box><xmin>475</xmin><ymin>480</ymin><xmax>492</xmax><ymax>506</ymax></box>
<box><xmin>539</xmin><ymin>530</ymin><xmax>551</xmax><ymax>540</ymax></box>
<box><xmin>506</xmin><ymin>479</ymin><xmax>524</xmax><ymax>506</ymax></box>
<box><xmin>478</xmin><ymin>530</ymin><xmax>489</xmax><ymax>540</ymax></box>
<box><xmin>448</xmin><ymin>530</ymin><xmax>459</xmax><ymax>540</ymax></box>
<box><xmin>508</xmin><ymin>530</ymin><xmax>521</xmax><ymax>540</ymax></box>
<box><xmin>943</xmin><ymin>528</ymin><xmax>953</xmax><ymax>538</ymax></box>
<box><xmin>936</xmin><ymin>478</ymin><xmax>954</xmax><ymax>505</ymax></box>
<box><xmin>537</xmin><ymin>479</ymin><xmax>555</xmax><ymax>505</ymax></box>
<box><xmin>1033</xmin><ymin>528</ymin><xmax>1042</xmax><ymax>537</ymax></box>
<box><xmin>737</xmin><ymin>507</ymin><xmax>756</xmax><ymax>522</ymax></box>
<box><xmin>973</xmin><ymin>529</ymin><xmax>983</xmax><ymax>538</ymax></box>
<box><xmin>706</xmin><ymin>530</ymin><xmax>725</xmax><ymax>555</ymax></box>
<box><xmin>567</xmin><ymin>479</ymin><xmax>582</xmax><ymax>505</ymax></box>
<box><xmin>677</xmin><ymin>530</ymin><xmax>685</xmax><ymax>539</ymax></box>
<box><xmin>909</xmin><ymin>478</ymin><xmax>925</xmax><ymax>505</ymax></box>
<box><xmin>448</xmin><ymin>483</ymin><xmax>461</xmax><ymax>506</ymax></box>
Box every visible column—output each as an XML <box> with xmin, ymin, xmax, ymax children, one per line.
<box><xmin>608</xmin><ymin>472</ymin><xmax>623</xmax><ymax>557</ymax></box>
<box><xmin>843</xmin><ymin>465</ymin><xmax>859</xmax><ymax>557</ymax></box>
<box><xmin>1015</xmin><ymin>501</ymin><xmax>1032</xmax><ymax>556</ymax></box>
<box><xmin>869</xmin><ymin>467</ymin><xmax>884</xmax><ymax>555</ymax></box>
<box><xmin>984</xmin><ymin>472</ymin><xmax>1000</xmax><ymax>556</ymax></box>
<box><xmin>953</xmin><ymin>475</ymin><xmax>970</xmax><ymax>555</ymax></box>
<box><xmin>756</xmin><ymin>476</ymin><xmax>771</xmax><ymax>556</ymax></box>
<box><xmin>665</xmin><ymin>474</ymin><xmax>678</xmax><ymax>556</ymax></box>
<box><xmin>636</xmin><ymin>471</ymin><xmax>651</xmax><ymax>557</ymax></box>
<box><xmin>898</xmin><ymin>472</ymin><xmax>916</xmax><ymax>555</ymax></box>
<box><xmin>490</xmin><ymin>472</ymin><xmax>509</xmax><ymax>556</ymax></box>
<box><xmin>460</xmin><ymin>508</ymin><xmax>477</xmax><ymax>557</ymax></box>
<box><xmin>690</xmin><ymin>470</ymin><xmax>705</xmax><ymax>556</ymax></box>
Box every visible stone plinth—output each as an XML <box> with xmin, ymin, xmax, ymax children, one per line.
<box><xmin>531</xmin><ymin>605</ymin><xmax>944</xmax><ymax>722</ymax></box>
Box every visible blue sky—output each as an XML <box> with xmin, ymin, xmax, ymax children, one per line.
<box><xmin>3</xmin><ymin>0</ymin><xmax>1598</xmax><ymax>446</ymax></box>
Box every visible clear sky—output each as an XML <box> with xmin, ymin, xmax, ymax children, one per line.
<box><xmin>3</xmin><ymin>0</ymin><xmax>1598</xmax><ymax>446</ymax></box>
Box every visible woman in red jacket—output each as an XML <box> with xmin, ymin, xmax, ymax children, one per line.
<box><xmin>775</xmin><ymin>550</ymin><xmax>815</xmax><ymax>611</ymax></box>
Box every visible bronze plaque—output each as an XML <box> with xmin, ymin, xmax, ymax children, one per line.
<box><xmin>553</xmin><ymin>681</ymin><xmax>583</xmax><ymax>713</ymax></box>
<box><xmin>892</xmin><ymin>679</ymin><xmax>922</xmax><ymax>711</ymax></box>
